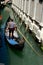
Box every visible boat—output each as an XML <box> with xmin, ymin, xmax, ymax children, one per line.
<box><xmin>4</xmin><ymin>19</ymin><xmax>25</xmax><ymax>50</ymax></box>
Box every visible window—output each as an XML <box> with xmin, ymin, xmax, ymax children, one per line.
<box><xmin>32</xmin><ymin>0</ymin><xmax>34</xmax><ymax>1</ymax></box>
<box><xmin>39</xmin><ymin>0</ymin><xmax>43</xmax><ymax>4</ymax></box>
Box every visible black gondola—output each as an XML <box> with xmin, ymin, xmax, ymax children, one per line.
<box><xmin>5</xmin><ymin>18</ymin><xmax>25</xmax><ymax>50</ymax></box>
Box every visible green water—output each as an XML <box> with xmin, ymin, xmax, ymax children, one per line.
<box><xmin>0</xmin><ymin>6</ymin><xmax>43</xmax><ymax>65</ymax></box>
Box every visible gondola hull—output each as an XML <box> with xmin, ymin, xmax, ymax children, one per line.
<box><xmin>5</xmin><ymin>36</ymin><xmax>24</xmax><ymax>50</ymax></box>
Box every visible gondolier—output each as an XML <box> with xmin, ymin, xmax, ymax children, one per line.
<box><xmin>7</xmin><ymin>18</ymin><xmax>16</xmax><ymax>39</ymax></box>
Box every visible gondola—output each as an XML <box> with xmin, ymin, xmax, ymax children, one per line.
<box><xmin>5</xmin><ymin>19</ymin><xmax>25</xmax><ymax>50</ymax></box>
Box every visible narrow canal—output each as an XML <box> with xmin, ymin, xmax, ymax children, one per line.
<box><xmin>0</xmin><ymin>6</ymin><xmax>43</xmax><ymax>65</ymax></box>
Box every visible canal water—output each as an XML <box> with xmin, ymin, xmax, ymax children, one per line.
<box><xmin>0</xmin><ymin>6</ymin><xmax>43</xmax><ymax>65</ymax></box>
<box><xmin>0</xmin><ymin>23</ymin><xmax>10</xmax><ymax>65</ymax></box>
